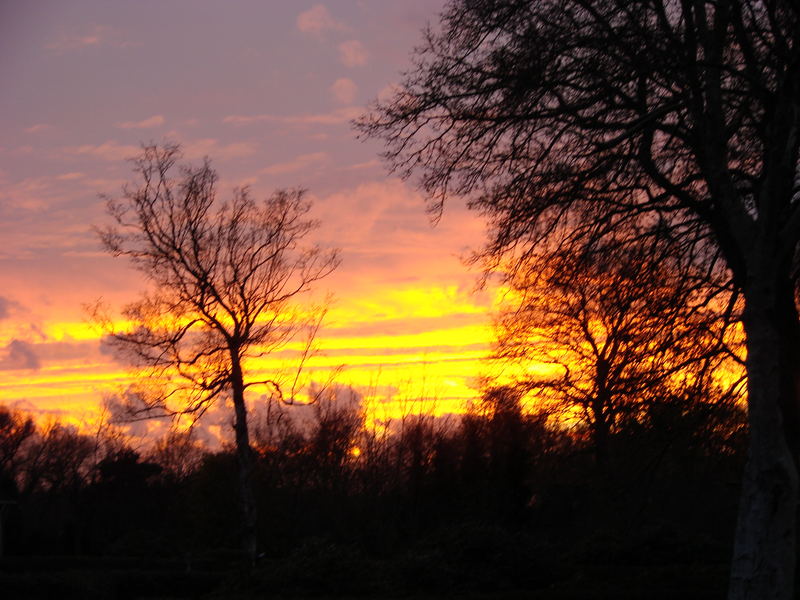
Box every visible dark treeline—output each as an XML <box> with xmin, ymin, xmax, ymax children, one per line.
<box><xmin>0</xmin><ymin>382</ymin><xmax>746</xmax><ymax>598</ymax></box>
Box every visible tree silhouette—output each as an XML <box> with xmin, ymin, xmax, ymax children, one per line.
<box><xmin>96</xmin><ymin>144</ymin><xmax>340</xmax><ymax>562</ymax></box>
<box><xmin>495</xmin><ymin>229</ymin><xmax>740</xmax><ymax>465</ymax></box>
<box><xmin>358</xmin><ymin>1</ymin><xmax>800</xmax><ymax>597</ymax></box>
<box><xmin>0</xmin><ymin>406</ymin><xmax>35</xmax><ymax>480</ymax></box>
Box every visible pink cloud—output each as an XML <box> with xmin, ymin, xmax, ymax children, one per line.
<box><xmin>344</xmin><ymin>159</ymin><xmax>381</xmax><ymax>171</ymax></box>
<box><xmin>25</xmin><ymin>124</ymin><xmax>51</xmax><ymax>134</ymax></box>
<box><xmin>46</xmin><ymin>25</ymin><xmax>134</xmax><ymax>53</ymax></box>
<box><xmin>66</xmin><ymin>141</ymin><xmax>140</xmax><ymax>161</ymax></box>
<box><xmin>181</xmin><ymin>139</ymin><xmax>259</xmax><ymax>160</ymax></box>
<box><xmin>330</xmin><ymin>78</ymin><xmax>358</xmax><ymax>104</ymax></box>
<box><xmin>339</xmin><ymin>40</ymin><xmax>368</xmax><ymax>67</ymax></box>
<box><xmin>116</xmin><ymin>115</ymin><xmax>165</xmax><ymax>129</ymax></box>
<box><xmin>296</xmin><ymin>4</ymin><xmax>348</xmax><ymax>35</ymax></box>
<box><xmin>262</xmin><ymin>152</ymin><xmax>329</xmax><ymax>175</ymax></box>
<box><xmin>223</xmin><ymin>107</ymin><xmax>360</xmax><ymax>127</ymax></box>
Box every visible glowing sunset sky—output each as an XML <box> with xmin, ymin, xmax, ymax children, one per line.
<box><xmin>0</xmin><ymin>1</ymin><xmax>503</xmax><ymax>429</ymax></box>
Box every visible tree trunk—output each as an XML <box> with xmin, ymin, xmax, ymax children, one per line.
<box><xmin>592</xmin><ymin>414</ymin><xmax>609</xmax><ymax>466</ymax></box>
<box><xmin>729</xmin><ymin>274</ymin><xmax>799</xmax><ymax>600</ymax></box>
<box><xmin>231</xmin><ymin>359</ymin><xmax>258</xmax><ymax>565</ymax></box>
<box><xmin>591</xmin><ymin>395</ymin><xmax>610</xmax><ymax>466</ymax></box>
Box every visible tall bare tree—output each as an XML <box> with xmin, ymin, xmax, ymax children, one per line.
<box><xmin>97</xmin><ymin>144</ymin><xmax>340</xmax><ymax>562</ymax></box>
<box><xmin>358</xmin><ymin>1</ymin><xmax>800</xmax><ymax>597</ymax></box>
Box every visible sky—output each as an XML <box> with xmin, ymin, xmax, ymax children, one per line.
<box><xmin>0</xmin><ymin>1</ymin><xmax>507</xmax><ymax>434</ymax></box>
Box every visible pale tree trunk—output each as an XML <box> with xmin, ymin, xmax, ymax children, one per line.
<box><xmin>729</xmin><ymin>272</ymin><xmax>800</xmax><ymax>600</ymax></box>
<box><xmin>231</xmin><ymin>359</ymin><xmax>258</xmax><ymax>565</ymax></box>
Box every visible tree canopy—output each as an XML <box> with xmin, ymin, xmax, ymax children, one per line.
<box><xmin>97</xmin><ymin>144</ymin><xmax>339</xmax><ymax>562</ymax></box>
<box><xmin>358</xmin><ymin>1</ymin><xmax>800</xmax><ymax>598</ymax></box>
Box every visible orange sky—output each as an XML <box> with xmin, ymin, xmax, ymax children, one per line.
<box><xmin>0</xmin><ymin>176</ymin><xmax>500</xmax><ymax>431</ymax></box>
<box><xmin>0</xmin><ymin>1</ymin><xmax>517</xmax><ymax>438</ymax></box>
<box><xmin>6</xmin><ymin>0</ymin><xmax>666</xmax><ymax>447</ymax></box>
<box><xmin>0</xmin><ymin>2</ymin><xmax>748</xmax><ymax>447</ymax></box>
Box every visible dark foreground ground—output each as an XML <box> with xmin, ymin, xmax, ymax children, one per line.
<box><xmin>0</xmin><ymin>550</ymin><xmax>730</xmax><ymax>600</ymax></box>
<box><xmin>0</xmin><ymin>400</ymin><xmax>751</xmax><ymax>599</ymax></box>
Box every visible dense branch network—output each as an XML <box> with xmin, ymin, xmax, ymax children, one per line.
<box><xmin>96</xmin><ymin>144</ymin><xmax>340</xmax><ymax>420</ymax></box>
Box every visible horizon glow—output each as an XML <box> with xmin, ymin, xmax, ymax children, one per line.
<box><xmin>0</xmin><ymin>1</ymin><xmax>504</xmax><ymax>439</ymax></box>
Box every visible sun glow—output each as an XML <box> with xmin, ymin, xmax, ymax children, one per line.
<box><xmin>0</xmin><ymin>280</ymin><xmax>503</xmax><ymax>435</ymax></box>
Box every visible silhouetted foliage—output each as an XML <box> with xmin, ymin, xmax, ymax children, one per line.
<box><xmin>358</xmin><ymin>1</ymin><xmax>800</xmax><ymax>596</ymax></box>
<box><xmin>95</xmin><ymin>143</ymin><xmax>340</xmax><ymax>562</ymax></box>
<box><xmin>495</xmin><ymin>230</ymin><xmax>742</xmax><ymax>465</ymax></box>
<box><xmin>0</xmin><ymin>396</ymin><xmax>747</xmax><ymax>597</ymax></box>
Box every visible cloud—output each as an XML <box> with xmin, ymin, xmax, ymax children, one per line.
<box><xmin>0</xmin><ymin>175</ymin><xmax>67</xmax><ymax>212</ymax></box>
<box><xmin>311</xmin><ymin>178</ymin><xmax>426</xmax><ymax>245</ymax></box>
<box><xmin>325</xmin><ymin>312</ymin><xmax>488</xmax><ymax>339</ymax></box>
<box><xmin>55</xmin><ymin>172</ymin><xmax>86</xmax><ymax>181</ymax></box>
<box><xmin>376</xmin><ymin>82</ymin><xmax>405</xmax><ymax>104</ymax></box>
<box><xmin>262</xmin><ymin>152</ymin><xmax>329</xmax><ymax>175</ymax></box>
<box><xmin>0</xmin><ymin>340</ymin><xmax>41</xmax><ymax>371</ymax></box>
<box><xmin>46</xmin><ymin>24</ymin><xmax>134</xmax><ymax>53</ymax></box>
<box><xmin>180</xmin><ymin>139</ymin><xmax>259</xmax><ymax>160</ymax></box>
<box><xmin>31</xmin><ymin>340</ymin><xmax>102</xmax><ymax>363</ymax></box>
<box><xmin>223</xmin><ymin>106</ymin><xmax>360</xmax><ymax>127</ymax></box>
<box><xmin>65</xmin><ymin>139</ymin><xmax>257</xmax><ymax>163</ymax></box>
<box><xmin>25</xmin><ymin>124</ymin><xmax>50</xmax><ymax>134</ymax></box>
<box><xmin>344</xmin><ymin>159</ymin><xmax>380</xmax><ymax>171</ymax></box>
<box><xmin>296</xmin><ymin>4</ymin><xmax>348</xmax><ymax>35</ymax></box>
<box><xmin>338</xmin><ymin>40</ymin><xmax>368</xmax><ymax>67</ymax></box>
<box><xmin>306</xmin><ymin>178</ymin><xmax>486</xmax><ymax>291</ymax></box>
<box><xmin>0</xmin><ymin>297</ymin><xmax>11</xmax><ymax>319</ymax></box>
<box><xmin>330</xmin><ymin>78</ymin><xmax>358</xmax><ymax>105</ymax></box>
<box><xmin>117</xmin><ymin>115</ymin><xmax>165</xmax><ymax>129</ymax></box>
<box><xmin>66</xmin><ymin>141</ymin><xmax>140</xmax><ymax>161</ymax></box>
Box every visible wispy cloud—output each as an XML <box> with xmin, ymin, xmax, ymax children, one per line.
<box><xmin>339</xmin><ymin>40</ymin><xmax>368</xmax><ymax>67</ymax></box>
<box><xmin>66</xmin><ymin>141</ymin><xmax>140</xmax><ymax>161</ymax></box>
<box><xmin>0</xmin><ymin>297</ymin><xmax>13</xmax><ymax>320</ymax></box>
<box><xmin>296</xmin><ymin>4</ymin><xmax>349</xmax><ymax>36</ymax></box>
<box><xmin>55</xmin><ymin>172</ymin><xmax>86</xmax><ymax>181</ymax></box>
<box><xmin>223</xmin><ymin>106</ymin><xmax>360</xmax><ymax>127</ymax></box>
<box><xmin>0</xmin><ymin>175</ymin><xmax>64</xmax><ymax>212</ymax></box>
<box><xmin>0</xmin><ymin>340</ymin><xmax>40</xmax><ymax>371</ymax></box>
<box><xmin>344</xmin><ymin>159</ymin><xmax>381</xmax><ymax>171</ymax></box>
<box><xmin>330</xmin><ymin>78</ymin><xmax>358</xmax><ymax>104</ymax></box>
<box><xmin>46</xmin><ymin>24</ymin><xmax>135</xmax><ymax>53</ymax></box>
<box><xmin>116</xmin><ymin>115</ymin><xmax>165</xmax><ymax>129</ymax></box>
<box><xmin>181</xmin><ymin>139</ymin><xmax>259</xmax><ymax>160</ymax></box>
<box><xmin>25</xmin><ymin>124</ymin><xmax>51</xmax><ymax>134</ymax></box>
<box><xmin>262</xmin><ymin>152</ymin><xmax>329</xmax><ymax>175</ymax></box>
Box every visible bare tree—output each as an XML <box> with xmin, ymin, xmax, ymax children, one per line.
<box><xmin>96</xmin><ymin>144</ymin><xmax>340</xmax><ymax>562</ymax></box>
<box><xmin>0</xmin><ymin>406</ymin><xmax>35</xmax><ymax>479</ymax></box>
<box><xmin>495</xmin><ymin>229</ymin><xmax>742</xmax><ymax>465</ymax></box>
<box><xmin>358</xmin><ymin>1</ymin><xmax>800</xmax><ymax>597</ymax></box>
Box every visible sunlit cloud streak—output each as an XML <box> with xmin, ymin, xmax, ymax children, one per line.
<box><xmin>46</xmin><ymin>24</ymin><xmax>135</xmax><ymax>53</ymax></box>
<box><xmin>66</xmin><ymin>141</ymin><xmax>141</xmax><ymax>162</ymax></box>
<box><xmin>117</xmin><ymin>115</ymin><xmax>165</xmax><ymax>129</ymax></box>
<box><xmin>25</xmin><ymin>124</ymin><xmax>50</xmax><ymax>134</ymax></box>
<box><xmin>262</xmin><ymin>152</ymin><xmax>329</xmax><ymax>175</ymax></box>
<box><xmin>222</xmin><ymin>107</ymin><xmax>361</xmax><ymax>127</ymax></box>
